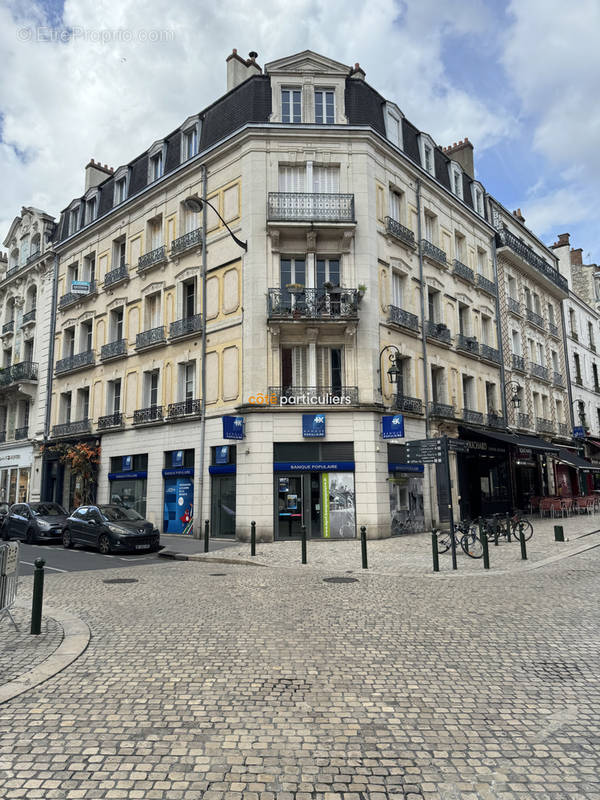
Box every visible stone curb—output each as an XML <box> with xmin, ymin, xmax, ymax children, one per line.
<box><xmin>0</xmin><ymin>603</ymin><xmax>90</xmax><ymax>705</ymax></box>
<box><xmin>159</xmin><ymin>550</ymin><xmax>266</xmax><ymax>567</ymax></box>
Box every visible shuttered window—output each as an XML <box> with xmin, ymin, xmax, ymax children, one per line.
<box><xmin>312</xmin><ymin>166</ymin><xmax>339</xmax><ymax>193</ymax></box>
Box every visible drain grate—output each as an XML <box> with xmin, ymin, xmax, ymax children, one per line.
<box><xmin>323</xmin><ymin>576</ymin><xmax>358</xmax><ymax>584</ymax></box>
<box><xmin>103</xmin><ymin>578</ymin><xmax>138</xmax><ymax>584</ymax></box>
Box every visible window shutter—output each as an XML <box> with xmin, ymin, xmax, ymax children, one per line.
<box><xmin>316</xmin><ymin>347</ymin><xmax>329</xmax><ymax>387</ymax></box>
<box><xmin>293</xmin><ymin>347</ymin><xmax>307</xmax><ymax>387</ymax></box>
<box><xmin>312</xmin><ymin>167</ymin><xmax>339</xmax><ymax>193</ymax></box>
<box><xmin>279</xmin><ymin>167</ymin><xmax>306</xmax><ymax>192</ymax></box>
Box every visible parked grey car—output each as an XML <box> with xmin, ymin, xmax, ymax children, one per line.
<box><xmin>2</xmin><ymin>502</ymin><xmax>69</xmax><ymax>544</ymax></box>
<box><xmin>62</xmin><ymin>504</ymin><xmax>161</xmax><ymax>554</ymax></box>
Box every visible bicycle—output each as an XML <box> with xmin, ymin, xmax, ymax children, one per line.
<box><xmin>477</xmin><ymin>513</ymin><xmax>533</xmax><ymax>544</ymax></box>
<box><xmin>436</xmin><ymin>519</ymin><xmax>482</xmax><ymax>559</ymax></box>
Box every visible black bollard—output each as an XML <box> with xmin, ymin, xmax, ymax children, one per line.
<box><xmin>30</xmin><ymin>558</ymin><xmax>45</xmax><ymax>635</ymax></box>
<box><xmin>554</xmin><ymin>525</ymin><xmax>565</xmax><ymax>542</ymax></box>
<box><xmin>480</xmin><ymin>521</ymin><xmax>490</xmax><ymax>570</ymax></box>
<box><xmin>301</xmin><ymin>525</ymin><xmax>307</xmax><ymax>565</ymax></box>
<box><xmin>506</xmin><ymin>512</ymin><xmax>512</xmax><ymax>543</ymax></box>
<box><xmin>360</xmin><ymin>525</ymin><xmax>368</xmax><ymax>569</ymax></box>
<box><xmin>204</xmin><ymin>519</ymin><xmax>210</xmax><ymax>553</ymax></box>
<box><xmin>250</xmin><ymin>520</ymin><xmax>256</xmax><ymax>556</ymax></box>
<box><xmin>431</xmin><ymin>531</ymin><xmax>440</xmax><ymax>573</ymax></box>
<box><xmin>519</xmin><ymin>527</ymin><xmax>528</xmax><ymax>560</ymax></box>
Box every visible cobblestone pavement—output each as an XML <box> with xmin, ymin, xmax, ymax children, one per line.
<box><xmin>0</xmin><ymin>606</ymin><xmax>63</xmax><ymax>685</ymax></box>
<box><xmin>1</xmin><ymin>545</ymin><xmax>599</xmax><ymax>800</ymax></box>
<box><xmin>190</xmin><ymin>516</ymin><xmax>600</xmax><ymax>576</ymax></box>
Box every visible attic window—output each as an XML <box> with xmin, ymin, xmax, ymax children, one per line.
<box><xmin>68</xmin><ymin>207</ymin><xmax>79</xmax><ymax>235</ymax></box>
<box><xmin>449</xmin><ymin>163</ymin><xmax>463</xmax><ymax>200</ymax></box>
<box><xmin>471</xmin><ymin>183</ymin><xmax>485</xmax><ymax>216</ymax></box>
<box><xmin>384</xmin><ymin>104</ymin><xmax>403</xmax><ymax>149</ymax></box>
<box><xmin>282</xmin><ymin>88</ymin><xmax>301</xmax><ymax>123</ymax></box>
<box><xmin>113</xmin><ymin>167</ymin><xmax>129</xmax><ymax>205</ymax></box>
<box><xmin>418</xmin><ymin>134</ymin><xmax>436</xmax><ymax>177</ymax></box>
<box><xmin>150</xmin><ymin>152</ymin><xmax>163</xmax><ymax>181</ymax></box>
<box><xmin>85</xmin><ymin>197</ymin><xmax>97</xmax><ymax>225</ymax></box>
<box><xmin>184</xmin><ymin>128</ymin><xmax>198</xmax><ymax>159</ymax></box>
<box><xmin>315</xmin><ymin>89</ymin><xmax>334</xmax><ymax>124</ymax></box>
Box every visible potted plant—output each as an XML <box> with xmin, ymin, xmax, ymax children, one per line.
<box><xmin>357</xmin><ymin>283</ymin><xmax>367</xmax><ymax>300</ymax></box>
<box><xmin>286</xmin><ymin>283</ymin><xmax>304</xmax><ymax>294</ymax></box>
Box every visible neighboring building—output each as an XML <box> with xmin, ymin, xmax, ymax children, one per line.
<box><xmin>0</xmin><ymin>207</ymin><xmax>56</xmax><ymax>503</ymax></box>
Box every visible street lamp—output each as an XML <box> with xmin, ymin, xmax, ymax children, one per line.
<box><xmin>504</xmin><ymin>380</ymin><xmax>522</xmax><ymax>410</ymax></box>
<box><xmin>379</xmin><ymin>345</ymin><xmax>403</xmax><ymax>407</ymax></box>
<box><xmin>183</xmin><ymin>195</ymin><xmax>247</xmax><ymax>251</ymax></box>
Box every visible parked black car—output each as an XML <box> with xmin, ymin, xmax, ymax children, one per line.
<box><xmin>62</xmin><ymin>505</ymin><xmax>161</xmax><ymax>554</ymax></box>
<box><xmin>1</xmin><ymin>502</ymin><xmax>69</xmax><ymax>544</ymax></box>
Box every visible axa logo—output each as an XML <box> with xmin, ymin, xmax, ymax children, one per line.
<box><xmin>233</xmin><ymin>418</ymin><xmax>243</xmax><ymax>426</ymax></box>
<box><xmin>313</xmin><ymin>416</ymin><xmax>324</xmax><ymax>424</ymax></box>
<box><xmin>392</xmin><ymin>416</ymin><xmax>402</xmax><ymax>425</ymax></box>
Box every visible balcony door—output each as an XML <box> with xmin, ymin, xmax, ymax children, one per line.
<box><xmin>281</xmin><ymin>347</ymin><xmax>308</xmax><ymax>394</ymax></box>
<box><xmin>317</xmin><ymin>347</ymin><xmax>343</xmax><ymax>395</ymax></box>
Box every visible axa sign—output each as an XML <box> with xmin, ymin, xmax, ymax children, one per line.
<box><xmin>223</xmin><ymin>415</ymin><xmax>244</xmax><ymax>440</ymax></box>
<box><xmin>381</xmin><ymin>414</ymin><xmax>405</xmax><ymax>439</ymax></box>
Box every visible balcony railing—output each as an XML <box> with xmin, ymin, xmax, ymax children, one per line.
<box><xmin>14</xmin><ymin>426</ymin><xmax>29</xmax><ymax>440</ymax></box>
<box><xmin>167</xmin><ymin>399</ymin><xmax>201</xmax><ymax>419</ymax></box>
<box><xmin>100</xmin><ymin>339</ymin><xmax>127</xmax><ymax>361</ymax></box>
<box><xmin>425</xmin><ymin>320</ymin><xmax>451</xmax><ymax>344</ymax></box>
<box><xmin>512</xmin><ymin>353</ymin><xmax>526</xmax><ymax>372</ymax></box>
<box><xmin>526</xmin><ymin>308</ymin><xmax>544</xmax><ymax>329</ymax></box>
<box><xmin>456</xmin><ymin>334</ymin><xmax>479</xmax><ymax>356</ymax></box>
<box><xmin>429</xmin><ymin>402</ymin><xmax>455</xmax><ymax>419</ymax></box>
<box><xmin>388</xmin><ymin>305</ymin><xmax>419</xmax><ymax>332</ymax></box>
<box><xmin>548</xmin><ymin>322</ymin><xmax>559</xmax><ymax>338</ymax></box>
<box><xmin>507</xmin><ymin>297</ymin><xmax>521</xmax><ymax>315</ymax></box>
<box><xmin>0</xmin><ymin>361</ymin><xmax>39</xmax><ymax>386</ymax></box>
<box><xmin>59</xmin><ymin>280</ymin><xmax>97</xmax><ymax>310</ymax></box>
<box><xmin>463</xmin><ymin>408</ymin><xmax>483</xmax><ymax>425</ymax></box>
<box><xmin>268</xmin><ymin>386</ymin><xmax>359</xmax><ymax>405</ymax></box>
<box><xmin>393</xmin><ymin>395</ymin><xmax>423</xmax><ymax>414</ymax></box>
<box><xmin>170</xmin><ymin>314</ymin><xmax>203</xmax><ymax>339</ymax></box>
<box><xmin>267</xmin><ymin>192</ymin><xmax>355</xmax><ymax>223</ymax></box>
<box><xmin>517</xmin><ymin>413</ymin><xmax>531</xmax><ymax>429</ymax></box>
<box><xmin>553</xmin><ymin>371</ymin><xmax>564</xmax><ymax>387</ymax></box>
<box><xmin>133</xmin><ymin>405</ymin><xmax>163</xmax><ymax>425</ymax></box>
<box><xmin>171</xmin><ymin>228</ymin><xmax>203</xmax><ymax>256</ymax></box>
<box><xmin>453</xmin><ymin>259</ymin><xmax>474</xmax><ymax>283</ymax></box>
<box><xmin>138</xmin><ymin>245</ymin><xmax>167</xmax><ymax>273</ymax></box>
<box><xmin>558</xmin><ymin>422</ymin><xmax>570</xmax><ymax>437</ymax></box>
<box><xmin>97</xmin><ymin>412</ymin><xmax>123</xmax><ymax>430</ymax></box>
<box><xmin>496</xmin><ymin>228</ymin><xmax>568</xmax><ymax>293</ymax></box>
<box><xmin>267</xmin><ymin>288</ymin><xmax>359</xmax><ymax>320</ymax></box>
<box><xmin>104</xmin><ymin>265</ymin><xmax>129</xmax><ymax>288</ymax></box>
<box><xmin>477</xmin><ymin>273</ymin><xmax>497</xmax><ymax>296</ymax></box>
<box><xmin>384</xmin><ymin>217</ymin><xmax>415</xmax><ymax>247</ymax></box>
<box><xmin>136</xmin><ymin>326</ymin><xmax>166</xmax><ymax>350</ymax></box>
<box><xmin>22</xmin><ymin>309</ymin><xmax>36</xmax><ymax>325</ymax></box>
<box><xmin>2</xmin><ymin>320</ymin><xmax>14</xmax><ymax>334</ymax></box>
<box><xmin>421</xmin><ymin>239</ymin><xmax>447</xmax><ymax>267</ymax></box>
<box><xmin>52</xmin><ymin>419</ymin><xmax>91</xmax><ymax>438</ymax></box>
<box><xmin>55</xmin><ymin>350</ymin><xmax>94</xmax><ymax>375</ymax></box>
<box><xmin>530</xmin><ymin>362</ymin><xmax>549</xmax><ymax>381</ymax></box>
<box><xmin>536</xmin><ymin>417</ymin><xmax>554</xmax><ymax>434</ymax></box>
<box><xmin>487</xmin><ymin>412</ymin><xmax>506</xmax><ymax>429</ymax></box>
<box><xmin>480</xmin><ymin>344</ymin><xmax>501</xmax><ymax>364</ymax></box>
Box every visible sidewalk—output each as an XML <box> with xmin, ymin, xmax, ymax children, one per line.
<box><xmin>158</xmin><ymin>533</ymin><xmax>240</xmax><ymax>558</ymax></box>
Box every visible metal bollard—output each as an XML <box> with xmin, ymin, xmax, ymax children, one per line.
<box><xmin>554</xmin><ymin>525</ymin><xmax>565</xmax><ymax>542</ymax></box>
<box><xmin>30</xmin><ymin>558</ymin><xmax>45</xmax><ymax>636</ymax></box>
<box><xmin>480</xmin><ymin>522</ymin><xmax>490</xmax><ymax>570</ymax></box>
<box><xmin>506</xmin><ymin>512</ymin><xmax>512</xmax><ymax>543</ymax></box>
<box><xmin>301</xmin><ymin>525</ymin><xmax>307</xmax><ymax>565</ymax></box>
<box><xmin>519</xmin><ymin>527</ymin><xmax>527</xmax><ymax>560</ymax></box>
<box><xmin>431</xmin><ymin>531</ymin><xmax>440</xmax><ymax>573</ymax></box>
<box><xmin>360</xmin><ymin>525</ymin><xmax>368</xmax><ymax>569</ymax></box>
<box><xmin>250</xmin><ymin>520</ymin><xmax>256</xmax><ymax>556</ymax></box>
<box><xmin>204</xmin><ymin>519</ymin><xmax>209</xmax><ymax>553</ymax></box>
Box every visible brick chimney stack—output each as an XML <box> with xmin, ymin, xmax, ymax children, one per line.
<box><xmin>551</xmin><ymin>233</ymin><xmax>570</xmax><ymax>249</ymax></box>
<box><xmin>512</xmin><ymin>208</ymin><xmax>525</xmax><ymax>223</ymax></box>
<box><xmin>349</xmin><ymin>62</ymin><xmax>366</xmax><ymax>80</ymax></box>
<box><xmin>442</xmin><ymin>137</ymin><xmax>474</xmax><ymax>178</ymax></box>
<box><xmin>571</xmin><ymin>248</ymin><xmax>583</xmax><ymax>266</ymax></box>
<box><xmin>85</xmin><ymin>158</ymin><xmax>114</xmax><ymax>191</ymax></box>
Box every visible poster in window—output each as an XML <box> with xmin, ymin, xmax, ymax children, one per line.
<box><xmin>278</xmin><ymin>477</ymin><xmax>289</xmax><ymax>493</ymax></box>
<box><xmin>326</xmin><ymin>472</ymin><xmax>356</xmax><ymax>538</ymax></box>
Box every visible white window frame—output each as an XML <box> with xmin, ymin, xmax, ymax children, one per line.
<box><xmin>180</xmin><ymin>116</ymin><xmax>201</xmax><ymax>162</ymax></box>
<box><xmin>113</xmin><ymin>166</ymin><xmax>129</xmax><ymax>206</ymax></box>
<box><xmin>389</xmin><ymin>189</ymin><xmax>403</xmax><ymax>223</ymax></box>
<box><xmin>84</xmin><ymin>189</ymin><xmax>99</xmax><ymax>225</ymax></box>
<box><xmin>448</xmin><ymin>162</ymin><xmax>463</xmax><ymax>200</ymax></box>
<box><xmin>68</xmin><ymin>205</ymin><xmax>80</xmax><ymax>236</ymax></box>
<box><xmin>471</xmin><ymin>181</ymin><xmax>485</xmax><ymax>216</ymax></box>
<box><xmin>314</xmin><ymin>88</ymin><xmax>335</xmax><ymax>125</ymax></box>
<box><xmin>281</xmin><ymin>87</ymin><xmax>302</xmax><ymax>123</ymax></box>
<box><xmin>384</xmin><ymin>103</ymin><xmax>403</xmax><ymax>149</ymax></box>
<box><xmin>147</xmin><ymin>140</ymin><xmax>166</xmax><ymax>183</ymax></box>
<box><xmin>418</xmin><ymin>133</ymin><xmax>436</xmax><ymax>177</ymax></box>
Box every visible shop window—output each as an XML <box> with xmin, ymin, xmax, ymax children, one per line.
<box><xmin>211</xmin><ymin>445</ymin><xmax>237</xmax><ymax>465</ymax></box>
<box><xmin>164</xmin><ymin>449</ymin><xmax>194</xmax><ymax>468</ymax></box>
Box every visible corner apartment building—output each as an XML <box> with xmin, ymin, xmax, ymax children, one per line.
<box><xmin>0</xmin><ymin>207</ymin><xmax>56</xmax><ymax>502</ymax></box>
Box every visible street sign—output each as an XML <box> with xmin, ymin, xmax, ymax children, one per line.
<box><xmin>405</xmin><ymin>438</ymin><xmax>443</xmax><ymax>464</ymax></box>
<box><xmin>573</xmin><ymin>426</ymin><xmax>586</xmax><ymax>439</ymax></box>
<box><xmin>71</xmin><ymin>280</ymin><xmax>91</xmax><ymax>295</ymax></box>
<box><xmin>447</xmin><ymin>438</ymin><xmax>469</xmax><ymax>453</ymax></box>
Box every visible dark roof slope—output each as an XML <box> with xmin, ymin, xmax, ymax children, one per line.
<box><xmin>344</xmin><ymin>79</ymin><xmax>386</xmax><ymax>135</ymax></box>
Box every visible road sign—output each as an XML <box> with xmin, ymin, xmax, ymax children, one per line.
<box><xmin>447</xmin><ymin>438</ymin><xmax>469</xmax><ymax>452</ymax></box>
<box><xmin>405</xmin><ymin>438</ymin><xmax>443</xmax><ymax>464</ymax></box>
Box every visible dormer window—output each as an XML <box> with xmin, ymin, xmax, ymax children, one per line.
<box><xmin>315</xmin><ymin>89</ymin><xmax>334</xmax><ymax>124</ymax></box>
<box><xmin>384</xmin><ymin>103</ymin><xmax>403</xmax><ymax>149</ymax></box>
<box><xmin>282</xmin><ymin>88</ymin><xmax>301</xmax><ymax>123</ymax></box>
<box><xmin>184</xmin><ymin>128</ymin><xmax>198</xmax><ymax>159</ymax></box>
<box><xmin>180</xmin><ymin>116</ymin><xmax>201</xmax><ymax>162</ymax></box>
<box><xmin>150</xmin><ymin>152</ymin><xmax>163</xmax><ymax>181</ymax></box>
<box><xmin>68</xmin><ymin>207</ymin><xmax>79</xmax><ymax>235</ymax></box>
<box><xmin>449</xmin><ymin>162</ymin><xmax>463</xmax><ymax>200</ymax></box>
<box><xmin>85</xmin><ymin>196</ymin><xmax>97</xmax><ymax>225</ymax></box>
<box><xmin>471</xmin><ymin>182</ymin><xmax>485</xmax><ymax>216</ymax></box>
<box><xmin>147</xmin><ymin>141</ymin><xmax>166</xmax><ymax>183</ymax></box>
<box><xmin>418</xmin><ymin>134</ymin><xmax>436</xmax><ymax>177</ymax></box>
<box><xmin>113</xmin><ymin>167</ymin><xmax>129</xmax><ymax>206</ymax></box>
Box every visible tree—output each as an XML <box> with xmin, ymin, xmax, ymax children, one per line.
<box><xmin>42</xmin><ymin>442</ymin><xmax>100</xmax><ymax>505</ymax></box>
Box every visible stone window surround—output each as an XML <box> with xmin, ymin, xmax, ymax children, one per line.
<box><xmin>270</xmin><ymin>74</ymin><xmax>347</xmax><ymax>125</ymax></box>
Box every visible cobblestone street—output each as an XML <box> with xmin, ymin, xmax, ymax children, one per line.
<box><xmin>1</xmin><ymin>533</ymin><xmax>600</xmax><ymax>800</ymax></box>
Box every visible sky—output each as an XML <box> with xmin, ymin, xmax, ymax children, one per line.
<box><xmin>1</xmin><ymin>0</ymin><xmax>599</xmax><ymax>261</ymax></box>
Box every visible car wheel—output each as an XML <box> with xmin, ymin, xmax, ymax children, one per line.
<box><xmin>62</xmin><ymin>528</ymin><xmax>74</xmax><ymax>549</ymax></box>
<box><xmin>25</xmin><ymin>527</ymin><xmax>36</xmax><ymax>545</ymax></box>
<box><xmin>98</xmin><ymin>534</ymin><xmax>112</xmax><ymax>555</ymax></box>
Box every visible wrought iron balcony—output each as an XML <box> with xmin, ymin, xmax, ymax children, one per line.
<box><xmin>268</xmin><ymin>386</ymin><xmax>359</xmax><ymax>405</ymax></box>
<box><xmin>530</xmin><ymin>362</ymin><xmax>549</xmax><ymax>381</ymax></box>
<box><xmin>526</xmin><ymin>308</ymin><xmax>544</xmax><ymax>329</ymax></box>
<box><xmin>0</xmin><ymin>361</ymin><xmax>39</xmax><ymax>386</ymax></box>
<box><xmin>104</xmin><ymin>264</ymin><xmax>129</xmax><ymax>288</ymax></box>
<box><xmin>133</xmin><ymin>405</ymin><xmax>163</xmax><ymax>425</ymax></box>
<box><xmin>425</xmin><ymin>320</ymin><xmax>451</xmax><ymax>344</ymax></box>
<box><xmin>384</xmin><ymin>217</ymin><xmax>415</xmax><ymax>247</ymax></box>
<box><xmin>456</xmin><ymin>334</ymin><xmax>479</xmax><ymax>356</ymax></box>
<box><xmin>55</xmin><ymin>350</ymin><xmax>94</xmax><ymax>375</ymax></box>
<box><xmin>553</xmin><ymin>371</ymin><xmax>565</xmax><ymax>387</ymax></box>
<box><xmin>512</xmin><ymin>353</ymin><xmax>526</xmax><ymax>372</ymax></box>
<box><xmin>548</xmin><ymin>322</ymin><xmax>559</xmax><ymax>338</ymax></box>
<box><xmin>507</xmin><ymin>297</ymin><xmax>521</xmax><ymax>315</ymax></box>
<box><xmin>52</xmin><ymin>419</ymin><xmax>91</xmax><ymax>438</ymax></box>
<box><xmin>496</xmin><ymin>228</ymin><xmax>568</xmax><ymax>293</ymax></box>
<box><xmin>477</xmin><ymin>273</ymin><xmax>497</xmax><ymax>296</ymax></box>
<box><xmin>453</xmin><ymin>259</ymin><xmax>474</xmax><ymax>283</ymax></box>
<box><xmin>138</xmin><ymin>245</ymin><xmax>167</xmax><ymax>273</ymax></box>
<box><xmin>167</xmin><ymin>399</ymin><xmax>201</xmax><ymax>419</ymax></box>
<box><xmin>393</xmin><ymin>395</ymin><xmax>423</xmax><ymax>414</ymax></box>
<box><xmin>429</xmin><ymin>402</ymin><xmax>455</xmax><ymax>419</ymax></box>
<box><xmin>267</xmin><ymin>192</ymin><xmax>355</xmax><ymax>223</ymax></box>
<box><xmin>98</xmin><ymin>412</ymin><xmax>123</xmax><ymax>430</ymax></box>
<box><xmin>171</xmin><ymin>228</ymin><xmax>203</xmax><ymax>256</ymax></box>
<box><xmin>388</xmin><ymin>305</ymin><xmax>419</xmax><ymax>332</ymax></box>
<box><xmin>22</xmin><ymin>309</ymin><xmax>36</xmax><ymax>325</ymax></box>
<box><xmin>59</xmin><ymin>280</ymin><xmax>97</xmax><ymax>310</ymax></box>
<box><xmin>487</xmin><ymin>412</ymin><xmax>506</xmax><ymax>429</ymax></box>
<box><xmin>136</xmin><ymin>326</ymin><xmax>166</xmax><ymax>350</ymax></box>
<box><xmin>6</xmin><ymin>266</ymin><xmax>22</xmax><ymax>279</ymax></box>
<box><xmin>421</xmin><ymin>239</ymin><xmax>447</xmax><ymax>267</ymax></box>
<box><xmin>536</xmin><ymin>417</ymin><xmax>554</xmax><ymax>434</ymax></box>
<box><xmin>558</xmin><ymin>422</ymin><xmax>570</xmax><ymax>437</ymax></box>
<box><xmin>101</xmin><ymin>339</ymin><xmax>127</xmax><ymax>361</ymax></box>
<box><xmin>268</xmin><ymin>288</ymin><xmax>359</xmax><ymax>321</ymax></box>
<box><xmin>463</xmin><ymin>408</ymin><xmax>483</xmax><ymax>425</ymax></box>
<box><xmin>480</xmin><ymin>344</ymin><xmax>501</xmax><ymax>364</ymax></box>
<box><xmin>517</xmin><ymin>413</ymin><xmax>531</xmax><ymax>429</ymax></box>
<box><xmin>14</xmin><ymin>426</ymin><xmax>28</xmax><ymax>440</ymax></box>
<box><xmin>2</xmin><ymin>320</ymin><xmax>14</xmax><ymax>334</ymax></box>
<box><xmin>170</xmin><ymin>314</ymin><xmax>203</xmax><ymax>339</ymax></box>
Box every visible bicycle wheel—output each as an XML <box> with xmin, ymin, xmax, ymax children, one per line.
<box><xmin>437</xmin><ymin>531</ymin><xmax>451</xmax><ymax>553</ymax></box>
<box><xmin>513</xmin><ymin>519</ymin><xmax>533</xmax><ymax>542</ymax></box>
<box><xmin>461</xmin><ymin>531</ymin><xmax>483</xmax><ymax>558</ymax></box>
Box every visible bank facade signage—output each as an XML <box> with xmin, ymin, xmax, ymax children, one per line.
<box><xmin>302</xmin><ymin>414</ymin><xmax>325</xmax><ymax>438</ymax></box>
<box><xmin>381</xmin><ymin>415</ymin><xmax>404</xmax><ymax>439</ymax></box>
<box><xmin>223</xmin><ymin>415</ymin><xmax>244</xmax><ymax>440</ymax></box>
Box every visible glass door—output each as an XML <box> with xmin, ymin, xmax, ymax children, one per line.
<box><xmin>211</xmin><ymin>475</ymin><xmax>236</xmax><ymax>536</ymax></box>
<box><xmin>276</xmin><ymin>475</ymin><xmax>304</xmax><ymax>538</ymax></box>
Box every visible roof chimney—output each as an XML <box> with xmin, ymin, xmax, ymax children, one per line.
<box><xmin>85</xmin><ymin>158</ymin><xmax>114</xmax><ymax>191</ymax></box>
<box><xmin>441</xmin><ymin>137</ymin><xmax>474</xmax><ymax>178</ymax></box>
<box><xmin>571</xmin><ymin>247</ymin><xmax>583</xmax><ymax>266</ymax></box>
<box><xmin>551</xmin><ymin>233</ymin><xmax>570</xmax><ymax>249</ymax></box>
<box><xmin>226</xmin><ymin>48</ymin><xmax>262</xmax><ymax>91</ymax></box>
<box><xmin>512</xmin><ymin>208</ymin><xmax>525</xmax><ymax>223</ymax></box>
<box><xmin>349</xmin><ymin>62</ymin><xmax>366</xmax><ymax>80</ymax></box>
